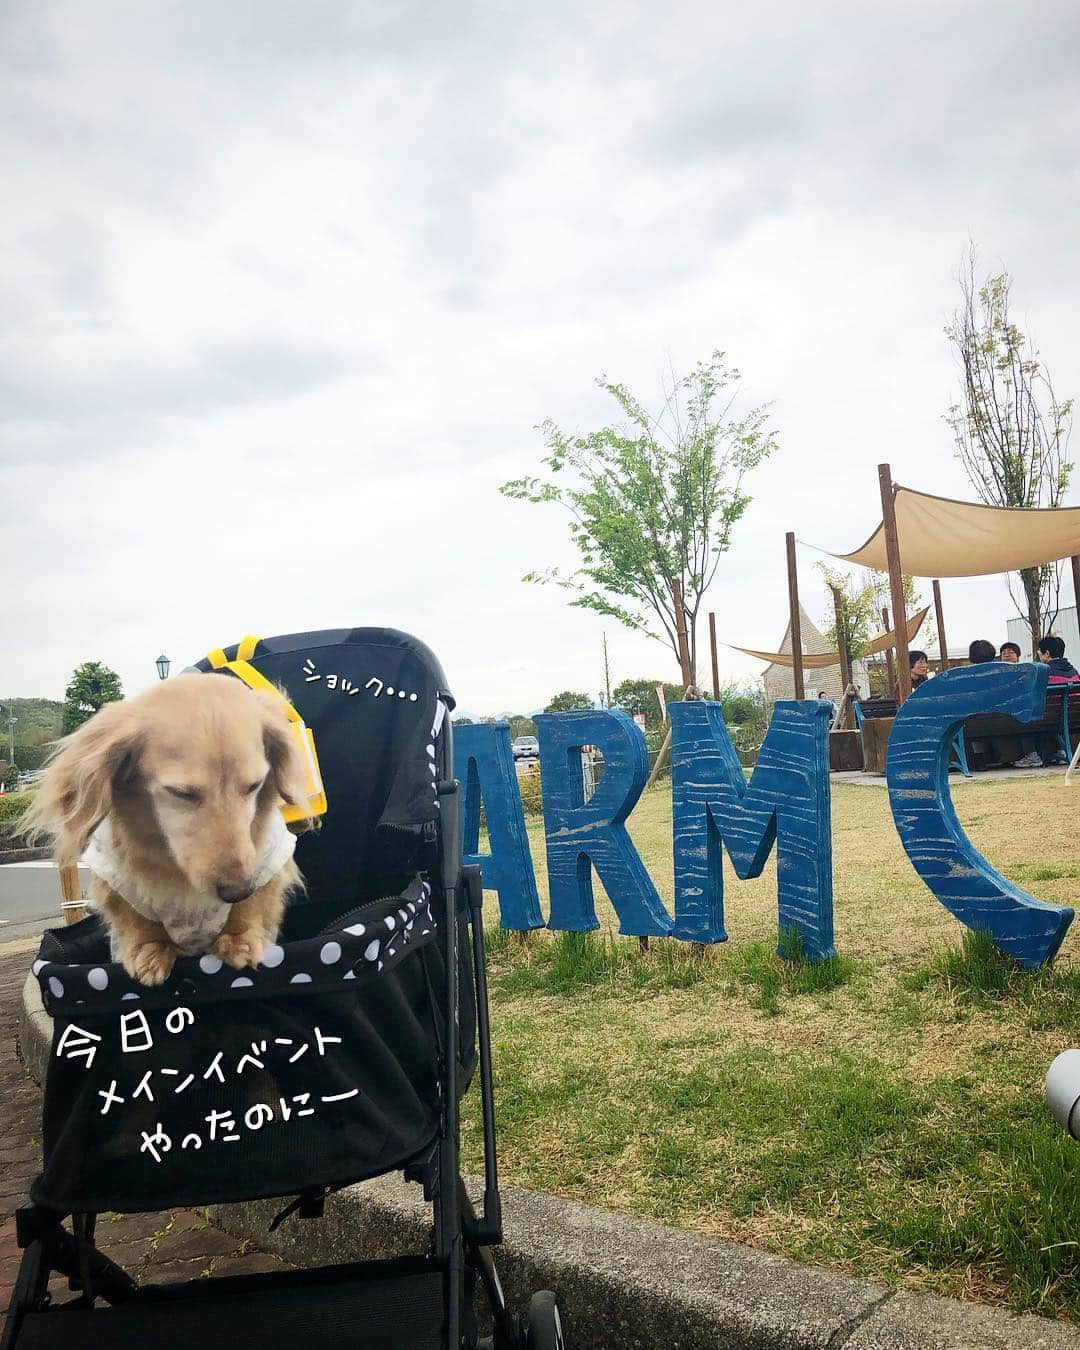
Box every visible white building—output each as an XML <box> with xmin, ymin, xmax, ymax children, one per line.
<box><xmin>1006</xmin><ymin>605</ymin><xmax>1080</xmax><ymax>662</ymax></box>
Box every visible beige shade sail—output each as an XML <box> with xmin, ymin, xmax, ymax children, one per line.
<box><xmin>864</xmin><ymin>605</ymin><xmax>929</xmax><ymax>655</ymax></box>
<box><xmin>825</xmin><ymin>486</ymin><xmax>1080</xmax><ymax>578</ymax></box>
<box><xmin>728</xmin><ymin>645</ymin><xmax>841</xmax><ymax>669</ymax></box>
<box><xmin>728</xmin><ymin>607</ymin><xmax>928</xmax><ymax>669</ymax></box>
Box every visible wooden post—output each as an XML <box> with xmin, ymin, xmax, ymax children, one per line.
<box><xmin>708</xmin><ymin>612</ymin><xmax>720</xmax><ymax>701</ymax></box>
<box><xmin>932</xmin><ymin>579</ymin><xmax>949</xmax><ymax>672</ymax></box>
<box><xmin>830</xmin><ymin>585</ymin><xmax>852</xmax><ymax>691</ymax></box>
<box><xmin>673</xmin><ymin>579</ymin><xmax>693</xmax><ymax>688</ymax></box>
<box><xmin>602</xmin><ymin>632</ymin><xmax>611</xmax><ymax>707</ymax></box>
<box><xmin>785</xmin><ymin>532</ymin><xmax>805</xmax><ymax>700</ymax></box>
<box><xmin>881</xmin><ymin>606</ymin><xmax>896</xmax><ymax>696</ymax></box>
<box><xmin>879</xmin><ymin>464</ymin><xmax>911</xmax><ymax>701</ymax></box>
<box><xmin>60</xmin><ymin>863</ymin><xmax>85</xmax><ymax>924</ymax></box>
<box><xmin>1071</xmin><ymin>556</ymin><xmax>1080</xmax><ymax>627</ymax></box>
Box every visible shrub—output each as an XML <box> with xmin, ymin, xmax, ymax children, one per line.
<box><xmin>0</xmin><ymin>790</ymin><xmax>37</xmax><ymax>826</ymax></box>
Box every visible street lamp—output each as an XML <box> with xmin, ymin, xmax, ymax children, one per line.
<box><xmin>155</xmin><ymin>654</ymin><xmax>171</xmax><ymax>682</ymax></box>
<box><xmin>7</xmin><ymin>714</ymin><xmax>16</xmax><ymax>768</ymax></box>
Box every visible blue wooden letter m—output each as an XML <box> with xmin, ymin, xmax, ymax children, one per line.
<box><xmin>670</xmin><ymin>699</ymin><xmax>835</xmax><ymax>959</ymax></box>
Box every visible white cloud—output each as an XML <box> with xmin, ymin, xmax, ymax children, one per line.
<box><xmin>4</xmin><ymin>0</ymin><xmax>1080</xmax><ymax>709</ymax></box>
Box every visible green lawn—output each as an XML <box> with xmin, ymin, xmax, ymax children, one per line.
<box><xmin>462</xmin><ymin>778</ymin><xmax>1080</xmax><ymax>1321</ymax></box>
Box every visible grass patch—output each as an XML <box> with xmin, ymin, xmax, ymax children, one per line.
<box><xmin>464</xmin><ymin>1039</ymin><xmax>1080</xmax><ymax>1318</ymax></box>
<box><xmin>904</xmin><ymin>928</ymin><xmax>1080</xmax><ymax>1033</ymax></box>
<box><xmin>463</xmin><ymin>776</ymin><xmax>1080</xmax><ymax>1320</ymax></box>
<box><xmin>724</xmin><ymin>928</ymin><xmax>859</xmax><ymax>1015</ymax></box>
<box><xmin>486</xmin><ymin>927</ymin><xmax>859</xmax><ymax>1011</ymax></box>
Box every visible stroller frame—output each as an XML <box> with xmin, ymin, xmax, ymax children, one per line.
<box><xmin>3</xmin><ymin>705</ymin><xmax>556</xmax><ymax>1350</ymax></box>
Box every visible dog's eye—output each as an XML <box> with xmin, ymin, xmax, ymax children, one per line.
<box><xmin>165</xmin><ymin>786</ymin><xmax>201</xmax><ymax>803</ymax></box>
<box><xmin>245</xmin><ymin>781</ymin><xmax>263</xmax><ymax>796</ymax></box>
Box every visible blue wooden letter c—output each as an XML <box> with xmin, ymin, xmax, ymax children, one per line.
<box><xmin>887</xmin><ymin>661</ymin><xmax>1073</xmax><ymax>969</ymax></box>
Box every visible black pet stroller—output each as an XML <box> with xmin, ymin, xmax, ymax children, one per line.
<box><xmin>3</xmin><ymin>629</ymin><xmax>564</xmax><ymax>1350</ymax></box>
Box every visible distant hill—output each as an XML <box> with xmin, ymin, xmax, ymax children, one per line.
<box><xmin>0</xmin><ymin>697</ymin><xmax>64</xmax><ymax>747</ymax></box>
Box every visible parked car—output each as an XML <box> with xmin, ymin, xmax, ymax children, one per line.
<box><xmin>512</xmin><ymin>736</ymin><xmax>540</xmax><ymax>761</ymax></box>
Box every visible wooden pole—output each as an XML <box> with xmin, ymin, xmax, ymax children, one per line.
<box><xmin>673</xmin><ymin>579</ymin><xmax>693</xmax><ymax>688</ymax></box>
<box><xmin>829</xmin><ymin>586</ymin><xmax>852</xmax><ymax>730</ymax></box>
<box><xmin>60</xmin><ymin>863</ymin><xmax>85</xmax><ymax>925</ymax></box>
<box><xmin>1071</xmin><ymin>556</ymin><xmax>1080</xmax><ymax>628</ymax></box>
<box><xmin>602</xmin><ymin>631</ymin><xmax>611</xmax><ymax>706</ymax></box>
<box><xmin>645</xmin><ymin>581</ymin><xmax>691</xmax><ymax>796</ymax></box>
<box><xmin>881</xmin><ymin>606</ymin><xmax>896</xmax><ymax>696</ymax></box>
<box><xmin>785</xmin><ymin>532</ymin><xmax>805</xmax><ymax>700</ymax></box>
<box><xmin>879</xmin><ymin>464</ymin><xmax>911</xmax><ymax>701</ymax></box>
<box><xmin>708</xmin><ymin>612</ymin><xmax>720</xmax><ymax>701</ymax></box>
<box><xmin>932</xmin><ymin>579</ymin><xmax>949</xmax><ymax>672</ymax></box>
<box><xmin>830</xmin><ymin>586</ymin><xmax>852</xmax><ymax>692</ymax></box>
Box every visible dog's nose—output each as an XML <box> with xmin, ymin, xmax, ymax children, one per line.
<box><xmin>216</xmin><ymin>882</ymin><xmax>254</xmax><ymax>904</ymax></box>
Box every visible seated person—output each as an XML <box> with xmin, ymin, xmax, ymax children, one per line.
<box><xmin>892</xmin><ymin>649</ymin><xmax>928</xmax><ymax>702</ymax></box>
<box><xmin>968</xmin><ymin>639</ymin><xmax>997</xmax><ymax>664</ymax></box>
<box><xmin>999</xmin><ymin>641</ymin><xmax>1022</xmax><ymax>663</ymax></box>
<box><xmin>1037</xmin><ymin>634</ymin><xmax>1079</xmax><ymax>682</ymax></box>
<box><xmin>816</xmin><ymin>689</ymin><xmax>837</xmax><ymax>724</ymax></box>
<box><xmin>1013</xmin><ymin>635</ymin><xmax>1079</xmax><ymax>768</ymax></box>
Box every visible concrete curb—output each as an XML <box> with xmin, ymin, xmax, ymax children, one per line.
<box><xmin>17</xmin><ymin>963</ymin><xmax>1080</xmax><ymax>1349</ymax></box>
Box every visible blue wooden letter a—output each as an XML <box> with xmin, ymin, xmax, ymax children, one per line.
<box><xmin>535</xmin><ymin>710</ymin><xmax>672</xmax><ymax>937</ymax></box>
<box><xmin>670</xmin><ymin>699</ymin><xmax>835</xmax><ymax>958</ymax></box>
<box><xmin>454</xmin><ymin>722</ymin><xmax>544</xmax><ymax>931</ymax></box>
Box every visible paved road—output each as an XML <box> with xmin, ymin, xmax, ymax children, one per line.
<box><xmin>0</xmin><ymin>862</ymin><xmax>90</xmax><ymax>941</ymax></box>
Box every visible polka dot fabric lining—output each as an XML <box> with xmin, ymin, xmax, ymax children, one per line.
<box><xmin>33</xmin><ymin>877</ymin><xmax>436</xmax><ymax>1017</ymax></box>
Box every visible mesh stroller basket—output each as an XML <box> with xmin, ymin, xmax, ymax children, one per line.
<box><xmin>31</xmin><ymin>881</ymin><xmax>476</xmax><ymax>1214</ymax></box>
<box><xmin>29</xmin><ymin>629</ymin><xmax>475</xmax><ymax>1215</ymax></box>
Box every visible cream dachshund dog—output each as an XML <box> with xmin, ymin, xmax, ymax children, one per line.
<box><xmin>25</xmin><ymin>674</ymin><xmax>309</xmax><ymax>986</ymax></box>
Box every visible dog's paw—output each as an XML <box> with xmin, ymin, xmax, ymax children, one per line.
<box><xmin>211</xmin><ymin>928</ymin><xmax>268</xmax><ymax>971</ymax></box>
<box><xmin>124</xmin><ymin>940</ymin><xmax>180</xmax><ymax>987</ymax></box>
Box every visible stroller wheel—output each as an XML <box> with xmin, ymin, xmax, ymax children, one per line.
<box><xmin>526</xmin><ymin>1290</ymin><xmax>565</xmax><ymax>1350</ymax></box>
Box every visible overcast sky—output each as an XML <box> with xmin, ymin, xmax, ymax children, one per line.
<box><xmin>4</xmin><ymin>1</ymin><xmax>1079</xmax><ymax>715</ymax></box>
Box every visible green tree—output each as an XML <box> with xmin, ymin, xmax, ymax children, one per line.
<box><xmin>717</xmin><ymin>682</ymin><xmax>768</xmax><ymax>750</ymax></box>
<box><xmin>611</xmin><ymin>677</ymin><xmax>681</xmax><ymax>732</ymax></box>
<box><xmin>817</xmin><ymin>567</ymin><xmax>922</xmax><ymax>671</ymax></box>
<box><xmin>945</xmin><ymin>248</ymin><xmax>1073</xmax><ymax>653</ymax></box>
<box><xmin>507</xmin><ymin>715</ymin><xmax>537</xmax><ymax>739</ymax></box>
<box><xmin>544</xmin><ymin>690</ymin><xmax>592</xmax><ymax>713</ymax></box>
<box><xmin>62</xmin><ymin>661</ymin><xmax>123</xmax><ymax>734</ymax></box>
<box><xmin>501</xmin><ymin>351</ymin><xmax>778</xmax><ymax>682</ymax></box>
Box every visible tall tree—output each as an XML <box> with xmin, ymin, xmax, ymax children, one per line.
<box><xmin>945</xmin><ymin>248</ymin><xmax>1073</xmax><ymax>652</ymax></box>
<box><xmin>611</xmin><ymin>676</ymin><xmax>682</xmax><ymax>732</ymax></box>
<box><xmin>544</xmin><ymin>691</ymin><xmax>593</xmax><ymax>713</ymax></box>
<box><xmin>501</xmin><ymin>351</ymin><xmax>778</xmax><ymax>682</ymax></box>
<box><xmin>62</xmin><ymin>661</ymin><xmax>123</xmax><ymax>734</ymax></box>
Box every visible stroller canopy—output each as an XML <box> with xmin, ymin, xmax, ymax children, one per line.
<box><xmin>195</xmin><ymin>628</ymin><xmax>455</xmax><ymax>928</ymax></box>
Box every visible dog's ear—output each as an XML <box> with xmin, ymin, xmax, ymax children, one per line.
<box><xmin>22</xmin><ymin>701</ymin><xmax>141</xmax><ymax>866</ymax></box>
<box><xmin>252</xmin><ymin>689</ymin><xmax>312</xmax><ymax>817</ymax></box>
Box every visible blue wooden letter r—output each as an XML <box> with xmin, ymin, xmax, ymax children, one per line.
<box><xmin>535</xmin><ymin>710</ymin><xmax>673</xmax><ymax>937</ymax></box>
